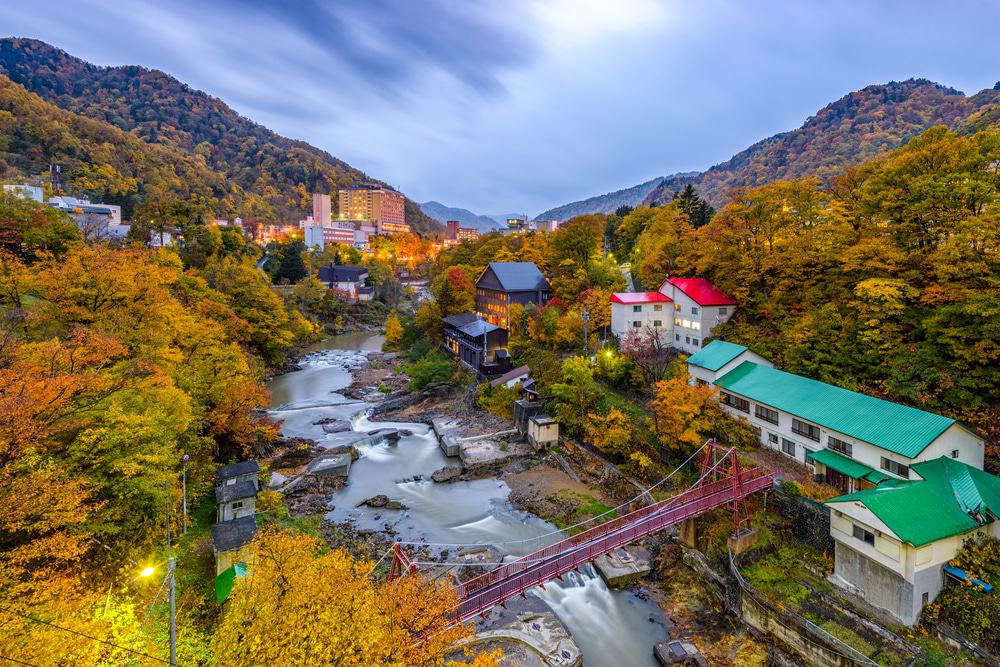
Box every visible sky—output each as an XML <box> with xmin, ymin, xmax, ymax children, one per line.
<box><xmin>3</xmin><ymin>0</ymin><xmax>1000</xmax><ymax>216</ymax></box>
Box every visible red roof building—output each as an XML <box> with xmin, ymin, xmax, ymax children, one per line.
<box><xmin>610</xmin><ymin>291</ymin><xmax>673</xmax><ymax>305</ymax></box>
<box><xmin>661</xmin><ymin>277</ymin><xmax>736</xmax><ymax>306</ymax></box>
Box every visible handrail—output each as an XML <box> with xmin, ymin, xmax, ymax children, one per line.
<box><xmin>454</xmin><ymin>471</ymin><xmax>773</xmax><ymax>620</ymax></box>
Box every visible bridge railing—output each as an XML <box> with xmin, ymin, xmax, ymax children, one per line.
<box><xmin>455</xmin><ymin>471</ymin><xmax>773</xmax><ymax>620</ymax></box>
<box><xmin>457</xmin><ymin>466</ymin><xmax>771</xmax><ymax>599</ymax></box>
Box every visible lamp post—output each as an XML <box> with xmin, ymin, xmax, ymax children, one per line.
<box><xmin>168</xmin><ymin>556</ymin><xmax>176</xmax><ymax>666</ymax></box>
<box><xmin>180</xmin><ymin>454</ymin><xmax>190</xmax><ymax>535</ymax></box>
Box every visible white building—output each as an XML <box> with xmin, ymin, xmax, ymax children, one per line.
<box><xmin>686</xmin><ymin>339</ymin><xmax>992</xmax><ymax>625</ymax></box>
<box><xmin>610</xmin><ymin>277</ymin><xmax>736</xmax><ymax>354</ymax></box>
<box><xmin>3</xmin><ymin>183</ymin><xmax>44</xmax><ymax>202</ymax></box>
<box><xmin>825</xmin><ymin>458</ymin><xmax>1000</xmax><ymax>625</ymax></box>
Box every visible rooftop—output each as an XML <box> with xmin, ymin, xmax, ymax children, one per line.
<box><xmin>459</xmin><ymin>319</ymin><xmax>501</xmax><ymax>337</ymax></box>
<box><xmin>483</xmin><ymin>262</ymin><xmax>550</xmax><ymax>292</ymax></box>
<box><xmin>714</xmin><ymin>362</ymin><xmax>959</xmax><ymax>458</ymax></box>
<box><xmin>686</xmin><ymin>340</ymin><xmax>748</xmax><ymax>371</ymax></box>
<box><xmin>490</xmin><ymin>365</ymin><xmax>531</xmax><ymax>387</ymax></box>
<box><xmin>216</xmin><ymin>460</ymin><xmax>260</xmax><ymax>481</ymax></box>
<box><xmin>215</xmin><ymin>480</ymin><xmax>258</xmax><ymax>504</ymax></box>
<box><xmin>827</xmin><ymin>457</ymin><xmax>1000</xmax><ymax>546</ymax></box>
<box><xmin>318</xmin><ymin>264</ymin><xmax>368</xmax><ymax>283</ymax></box>
<box><xmin>211</xmin><ymin>515</ymin><xmax>258</xmax><ymax>553</ymax></box>
<box><xmin>442</xmin><ymin>312</ymin><xmax>481</xmax><ymax>328</ymax></box>
<box><xmin>663</xmin><ymin>277</ymin><xmax>736</xmax><ymax>306</ymax></box>
<box><xmin>610</xmin><ymin>291</ymin><xmax>672</xmax><ymax>305</ymax></box>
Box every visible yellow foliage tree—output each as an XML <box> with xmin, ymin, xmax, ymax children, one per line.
<box><xmin>650</xmin><ymin>374</ymin><xmax>717</xmax><ymax>455</ymax></box>
<box><xmin>214</xmin><ymin>529</ymin><xmax>501</xmax><ymax>667</ymax></box>
<box><xmin>384</xmin><ymin>310</ymin><xmax>404</xmax><ymax>350</ymax></box>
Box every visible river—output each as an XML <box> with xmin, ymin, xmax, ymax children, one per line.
<box><xmin>268</xmin><ymin>333</ymin><xmax>670</xmax><ymax>667</ymax></box>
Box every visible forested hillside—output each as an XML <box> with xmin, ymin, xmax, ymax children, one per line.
<box><xmin>643</xmin><ymin>80</ymin><xmax>1000</xmax><ymax>206</ymax></box>
<box><xmin>613</xmin><ymin>125</ymin><xmax>1000</xmax><ymax>464</ymax></box>
<box><xmin>0</xmin><ymin>38</ymin><xmax>441</xmax><ymax>234</ymax></box>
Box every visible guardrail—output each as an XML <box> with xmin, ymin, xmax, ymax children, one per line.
<box><xmin>728</xmin><ymin>551</ymin><xmax>879</xmax><ymax>666</ymax></box>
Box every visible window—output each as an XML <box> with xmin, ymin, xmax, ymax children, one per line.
<box><xmin>721</xmin><ymin>393</ymin><xmax>750</xmax><ymax>413</ymax></box>
<box><xmin>922</xmin><ymin>592</ymin><xmax>929</xmax><ymax>606</ymax></box>
<box><xmin>653</xmin><ymin>320</ymin><xmax>662</xmax><ymax>328</ymax></box>
<box><xmin>852</xmin><ymin>524</ymin><xmax>875</xmax><ymax>546</ymax></box>
<box><xmin>719</xmin><ymin>307</ymin><xmax>728</xmax><ymax>315</ymax></box>
<box><xmin>781</xmin><ymin>438</ymin><xmax>796</xmax><ymax>456</ymax></box>
<box><xmin>755</xmin><ymin>404</ymin><xmax>779</xmax><ymax>425</ymax></box>
<box><xmin>828</xmin><ymin>436</ymin><xmax>852</xmax><ymax>457</ymax></box>
<box><xmin>768</xmin><ymin>433</ymin><xmax>778</xmax><ymax>445</ymax></box>
<box><xmin>675</xmin><ymin>334</ymin><xmax>680</xmax><ymax>341</ymax></box>
<box><xmin>632</xmin><ymin>305</ymin><xmax>642</xmax><ymax>313</ymax></box>
<box><xmin>791</xmin><ymin>418</ymin><xmax>820</xmax><ymax>442</ymax></box>
<box><xmin>881</xmin><ymin>457</ymin><xmax>909</xmax><ymax>478</ymax></box>
<box><xmin>674</xmin><ymin>317</ymin><xmax>683</xmax><ymax>327</ymax></box>
<box><xmin>653</xmin><ymin>304</ymin><xmax>663</xmax><ymax>312</ymax></box>
<box><xmin>691</xmin><ymin>306</ymin><xmax>700</xmax><ymax>315</ymax></box>
<box><xmin>632</xmin><ymin>321</ymin><xmax>641</xmax><ymax>328</ymax></box>
<box><xmin>951</xmin><ymin>449</ymin><xmax>959</xmax><ymax>459</ymax></box>
<box><xmin>692</xmin><ymin>339</ymin><xmax>699</xmax><ymax>347</ymax></box>
<box><xmin>232</xmin><ymin>501</ymin><xmax>244</xmax><ymax>510</ymax></box>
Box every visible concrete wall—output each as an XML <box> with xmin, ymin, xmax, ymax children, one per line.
<box><xmin>738</xmin><ymin>592</ymin><xmax>858</xmax><ymax>667</ymax></box>
<box><xmin>834</xmin><ymin>541</ymin><xmax>917</xmax><ymax>625</ymax></box>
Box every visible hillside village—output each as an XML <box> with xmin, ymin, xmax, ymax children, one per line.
<box><xmin>2</xmin><ymin>28</ymin><xmax>1000</xmax><ymax>667</ymax></box>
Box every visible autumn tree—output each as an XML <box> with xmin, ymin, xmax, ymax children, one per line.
<box><xmin>384</xmin><ymin>311</ymin><xmax>404</xmax><ymax>350</ymax></box>
<box><xmin>620</xmin><ymin>326</ymin><xmax>678</xmax><ymax>391</ymax></box>
<box><xmin>650</xmin><ymin>374</ymin><xmax>717</xmax><ymax>456</ymax></box>
<box><xmin>214</xmin><ymin>529</ymin><xmax>500</xmax><ymax>667</ymax></box>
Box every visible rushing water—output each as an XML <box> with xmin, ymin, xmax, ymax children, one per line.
<box><xmin>268</xmin><ymin>333</ymin><xmax>669</xmax><ymax>667</ymax></box>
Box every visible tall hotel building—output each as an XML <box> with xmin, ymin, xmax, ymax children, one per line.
<box><xmin>338</xmin><ymin>185</ymin><xmax>409</xmax><ymax>234</ymax></box>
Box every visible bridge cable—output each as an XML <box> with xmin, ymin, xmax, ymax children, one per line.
<box><xmin>394</xmin><ymin>439</ymin><xmax>713</xmax><ymax>551</ymax></box>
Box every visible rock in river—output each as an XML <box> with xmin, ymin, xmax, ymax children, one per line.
<box><xmin>431</xmin><ymin>465</ymin><xmax>464</xmax><ymax>483</ymax></box>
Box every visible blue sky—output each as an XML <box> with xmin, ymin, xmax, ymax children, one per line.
<box><xmin>3</xmin><ymin>0</ymin><xmax>1000</xmax><ymax>215</ymax></box>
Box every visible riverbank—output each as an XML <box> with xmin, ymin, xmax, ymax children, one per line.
<box><xmin>266</xmin><ymin>334</ymin><xmax>779</xmax><ymax>666</ymax></box>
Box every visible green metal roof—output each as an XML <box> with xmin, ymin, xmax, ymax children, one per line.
<box><xmin>826</xmin><ymin>457</ymin><xmax>1000</xmax><ymax>546</ymax></box>
<box><xmin>215</xmin><ymin>563</ymin><xmax>249</xmax><ymax>604</ymax></box>
<box><xmin>808</xmin><ymin>448</ymin><xmax>877</xmax><ymax>480</ymax></box>
<box><xmin>686</xmin><ymin>340</ymin><xmax>748</xmax><ymax>372</ymax></box>
<box><xmin>714</xmin><ymin>362</ymin><xmax>957</xmax><ymax>458</ymax></box>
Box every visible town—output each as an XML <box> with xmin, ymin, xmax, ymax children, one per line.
<box><xmin>1</xmin><ymin>11</ymin><xmax>999</xmax><ymax>667</ymax></box>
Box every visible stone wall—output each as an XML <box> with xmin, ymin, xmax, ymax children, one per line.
<box><xmin>770</xmin><ymin>482</ymin><xmax>835</xmax><ymax>554</ymax></box>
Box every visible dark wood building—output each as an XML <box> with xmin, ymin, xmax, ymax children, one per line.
<box><xmin>441</xmin><ymin>313</ymin><xmax>510</xmax><ymax>374</ymax></box>
<box><xmin>475</xmin><ymin>262</ymin><xmax>551</xmax><ymax>329</ymax></box>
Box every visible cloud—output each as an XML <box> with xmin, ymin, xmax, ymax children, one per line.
<box><xmin>2</xmin><ymin>0</ymin><xmax>1000</xmax><ymax>215</ymax></box>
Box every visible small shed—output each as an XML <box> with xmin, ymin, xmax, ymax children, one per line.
<box><xmin>215</xmin><ymin>480</ymin><xmax>257</xmax><ymax>522</ymax></box>
<box><xmin>211</xmin><ymin>515</ymin><xmax>258</xmax><ymax>575</ymax></box>
<box><xmin>527</xmin><ymin>414</ymin><xmax>559</xmax><ymax>450</ymax></box>
<box><xmin>216</xmin><ymin>460</ymin><xmax>260</xmax><ymax>490</ymax></box>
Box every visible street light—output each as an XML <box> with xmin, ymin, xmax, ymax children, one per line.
<box><xmin>137</xmin><ymin>561</ymin><xmax>177</xmax><ymax>666</ymax></box>
<box><xmin>139</xmin><ymin>566</ymin><xmax>156</xmax><ymax>579</ymax></box>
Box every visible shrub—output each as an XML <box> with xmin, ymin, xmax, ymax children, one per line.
<box><xmin>476</xmin><ymin>382</ymin><xmax>520</xmax><ymax>419</ymax></box>
<box><xmin>402</xmin><ymin>351</ymin><xmax>454</xmax><ymax>389</ymax></box>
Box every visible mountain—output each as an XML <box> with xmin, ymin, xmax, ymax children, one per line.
<box><xmin>0</xmin><ymin>73</ymin><xmax>234</xmax><ymax>207</ymax></box>
<box><xmin>419</xmin><ymin>201</ymin><xmax>499</xmax><ymax>232</ymax></box>
<box><xmin>643</xmin><ymin>79</ymin><xmax>1000</xmax><ymax>207</ymax></box>
<box><xmin>0</xmin><ymin>37</ymin><xmax>441</xmax><ymax>235</ymax></box>
<box><xmin>533</xmin><ymin>176</ymin><xmax>668</xmax><ymax>221</ymax></box>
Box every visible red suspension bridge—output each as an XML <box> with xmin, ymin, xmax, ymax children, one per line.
<box><xmin>388</xmin><ymin>441</ymin><xmax>774</xmax><ymax>624</ymax></box>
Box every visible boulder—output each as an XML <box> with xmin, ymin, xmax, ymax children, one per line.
<box><xmin>431</xmin><ymin>465</ymin><xmax>464</xmax><ymax>483</ymax></box>
<box><xmin>319</xmin><ymin>420</ymin><xmax>352</xmax><ymax>434</ymax></box>
<box><xmin>356</xmin><ymin>494</ymin><xmax>408</xmax><ymax>510</ymax></box>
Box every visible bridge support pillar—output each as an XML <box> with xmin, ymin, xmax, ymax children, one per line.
<box><xmin>727</xmin><ymin>528</ymin><xmax>759</xmax><ymax>555</ymax></box>
<box><xmin>678</xmin><ymin>518</ymin><xmax>697</xmax><ymax>548</ymax></box>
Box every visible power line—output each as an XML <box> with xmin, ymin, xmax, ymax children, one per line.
<box><xmin>0</xmin><ymin>606</ymin><xmax>175</xmax><ymax>666</ymax></box>
<box><xmin>0</xmin><ymin>654</ymin><xmax>41</xmax><ymax>666</ymax></box>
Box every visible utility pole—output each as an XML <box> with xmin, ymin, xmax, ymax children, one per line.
<box><xmin>582</xmin><ymin>307</ymin><xmax>590</xmax><ymax>354</ymax></box>
<box><xmin>168</xmin><ymin>556</ymin><xmax>176</xmax><ymax>666</ymax></box>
